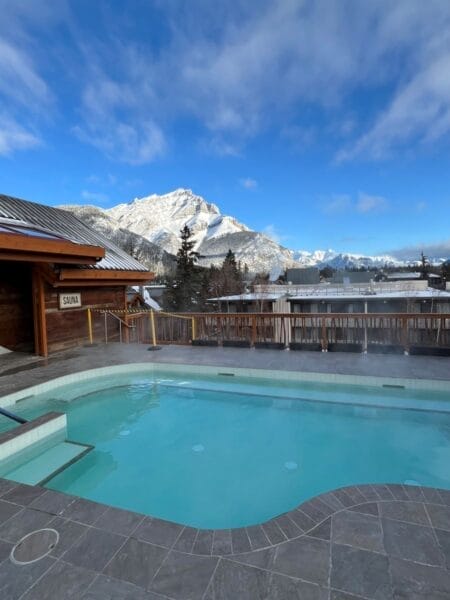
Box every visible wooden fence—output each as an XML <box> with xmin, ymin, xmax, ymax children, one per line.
<box><xmin>88</xmin><ymin>309</ymin><xmax>450</xmax><ymax>354</ymax></box>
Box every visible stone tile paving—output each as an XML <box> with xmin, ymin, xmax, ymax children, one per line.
<box><xmin>1</xmin><ymin>345</ymin><xmax>450</xmax><ymax>597</ymax></box>
<box><xmin>1</xmin><ymin>343</ymin><xmax>450</xmax><ymax>400</ymax></box>
<box><xmin>0</xmin><ymin>479</ymin><xmax>449</xmax><ymax>599</ymax></box>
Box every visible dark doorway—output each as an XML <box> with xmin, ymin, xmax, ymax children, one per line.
<box><xmin>0</xmin><ymin>262</ymin><xmax>34</xmax><ymax>352</ymax></box>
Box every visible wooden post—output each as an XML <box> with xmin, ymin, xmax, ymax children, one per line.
<box><xmin>124</xmin><ymin>313</ymin><xmax>129</xmax><ymax>344</ymax></box>
<box><xmin>191</xmin><ymin>317</ymin><xmax>196</xmax><ymax>342</ymax></box>
<box><xmin>31</xmin><ymin>265</ymin><xmax>48</xmax><ymax>357</ymax></box>
<box><xmin>87</xmin><ymin>308</ymin><xmax>93</xmax><ymax>344</ymax></box>
<box><xmin>402</xmin><ymin>316</ymin><xmax>409</xmax><ymax>354</ymax></box>
<box><xmin>321</xmin><ymin>316</ymin><xmax>327</xmax><ymax>351</ymax></box>
<box><xmin>251</xmin><ymin>315</ymin><xmax>256</xmax><ymax>346</ymax></box>
<box><xmin>363</xmin><ymin>301</ymin><xmax>368</xmax><ymax>353</ymax></box>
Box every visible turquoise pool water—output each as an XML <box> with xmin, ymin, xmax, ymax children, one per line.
<box><xmin>1</xmin><ymin>370</ymin><xmax>450</xmax><ymax>528</ymax></box>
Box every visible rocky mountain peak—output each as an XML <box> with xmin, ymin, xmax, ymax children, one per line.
<box><xmin>61</xmin><ymin>189</ymin><xmax>414</xmax><ymax>276</ymax></box>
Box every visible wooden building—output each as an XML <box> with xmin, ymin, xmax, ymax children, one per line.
<box><xmin>0</xmin><ymin>194</ymin><xmax>153</xmax><ymax>356</ymax></box>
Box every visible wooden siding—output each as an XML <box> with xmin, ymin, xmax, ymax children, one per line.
<box><xmin>45</xmin><ymin>284</ymin><xmax>125</xmax><ymax>353</ymax></box>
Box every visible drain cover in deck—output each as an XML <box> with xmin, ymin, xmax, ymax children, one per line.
<box><xmin>10</xmin><ymin>528</ymin><xmax>59</xmax><ymax>565</ymax></box>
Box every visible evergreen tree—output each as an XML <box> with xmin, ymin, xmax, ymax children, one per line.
<box><xmin>221</xmin><ymin>249</ymin><xmax>245</xmax><ymax>296</ymax></box>
<box><xmin>420</xmin><ymin>251</ymin><xmax>429</xmax><ymax>280</ymax></box>
<box><xmin>164</xmin><ymin>226</ymin><xmax>200</xmax><ymax>311</ymax></box>
<box><xmin>195</xmin><ymin>250</ymin><xmax>246</xmax><ymax>311</ymax></box>
<box><xmin>319</xmin><ymin>266</ymin><xmax>335</xmax><ymax>280</ymax></box>
<box><xmin>198</xmin><ymin>266</ymin><xmax>216</xmax><ymax>312</ymax></box>
<box><xmin>441</xmin><ymin>260</ymin><xmax>450</xmax><ymax>281</ymax></box>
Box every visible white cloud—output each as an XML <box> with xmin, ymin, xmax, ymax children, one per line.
<box><xmin>200</xmin><ymin>136</ymin><xmax>242</xmax><ymax>157</ymax></box>
<box><xmin>74</xmin><ymin>119</ymin><xmax>166</xmax><ymax>166</ymax></box>
<box><xmin>323</xmin><ymin>195</ymin><xmax>352</xmax><ymax>214</ymax></box>
<box><xmin>262</xmin><ymin>224</ymin><xmax>287</xmax><ymax>245</ymax></box>
<box><xmin>0</xmin><ymin>40</ymin><xmax>52</xmax><ymax>109</ymax></box>
<box><xmin>239</xmin><ymin>177</ymin><xmax>257</xmax><ymax>190</ymax></box>
<box><xmin>335</xmin><ymin>10</ymin><xmax>450</xmax><ymax>161</ymax></box>
<box><xmin>159</xmin><ymin>1</ymin><xmax>450</xmax><ymax>160</ymax></box>
<box><xmin>0</xmin><ymin>1</ymin><xmax>63</xmax><ymax>157</ymax></box>
<box><xmin>356</xmin><ymin>193</ymin><xmax>388</xmax><ymax>214</ymax></box>
<box><xmin>81</xmin><ymin>190</ymin><xmax>109</xmax><ymax>204</ymax></box>
<box><xmin>0</xmin><ymin>115</ymin><xmax>41</xmax><ymax>156</ymax></box>
<box><xmin>4</xmin><ymin>1</ymin><xmax>450</xmax><ymax>163</ymax></box>
<box><xmin>324</xmin><ymin>192</ymin><xmax>388</xmax><ymax>215</ymax></box>
<box><xmin>72</xmin><ymin>53</ymin><xmax>167</xmax><ymax>165</ymax></box>
<box><xmin>390</xmin><ymin>239</ymin><xmax>450</xmax><ymax>262</ymax></box>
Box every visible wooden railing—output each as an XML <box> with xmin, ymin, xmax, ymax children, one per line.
<box><xmin>88</xmin><ymin>310</ymin><xmax>450</xmax><ymax>353</ymax></box>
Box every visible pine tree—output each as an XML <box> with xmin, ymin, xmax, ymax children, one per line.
<box><xmin>221</xmin><ymin>249</ymin><xmax>245</xmax><ymax>296</ymax></box>
<box><xmin>420</xmin><ymin>251</ymin><xmax>429</xmax><ymax>280</ymax></box>
<box><xmin>164</xmin><ymin>226</ymin><xmax>200</xmax><ymax>311</ymax></box>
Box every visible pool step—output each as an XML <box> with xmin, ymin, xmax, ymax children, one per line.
<box><xmin>3</xmin><ymin>440</ymin><xmax>92</xmax><ymax>486</ymax></box>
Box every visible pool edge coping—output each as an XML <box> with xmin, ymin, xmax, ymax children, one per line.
<box><xmin>1</xmin><ymin>360</ymin><xmax>450</xmax><ymax>409</ymax></box>
<box><xmin>1</xmin><ymin>477</ymin><xmax>449</xmax><ymax>558</ymax></box>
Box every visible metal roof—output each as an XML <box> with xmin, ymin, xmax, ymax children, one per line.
<box><xmin>288</xmin><ymin>289</ymin><xmax>450</xmax><ymax>301</ymax></box>
<box><xmin>386</xmin><ymin>272</ymin><xmax>421</xmax><ymax>280</ymax></box>
<box><xmin>210</xmin><ymin>288</ymin><xmax>450</xmax><ymax>303</ymax></box>
<box><xmin>0</xmin><ymin>194</ymin><xmax>147</xmax><ymax>271</ymax></box>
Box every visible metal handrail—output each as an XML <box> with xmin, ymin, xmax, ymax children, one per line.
<box><xmin>0</xmin><ymin>407</ymin><xmax>27</xmax><ymax>425</ymax></box>
<box><xmin>104</xmin><ymin>311</ymin><xmax>135</xmax><ymax>328</ymax></box>
<box><xmin>103</xmin><ymin>310</ymin><xmax>135</xmax><ymax>344</ymax></box>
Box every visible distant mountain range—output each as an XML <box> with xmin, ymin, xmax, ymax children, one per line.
<box><xmin>62</xmin><ymin>188</ymin><xmax>448</xmax><ymax>276</ymax></box>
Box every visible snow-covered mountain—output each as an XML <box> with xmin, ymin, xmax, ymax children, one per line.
<box><xmin>107</xmin><ymin>189</ymin><xmax>250</xmax><ymax>256</ymax></box>
<box><xmin>59</xmin><ymin>205</ymin><xmax>176</xmax><ymax>276</ymax></box>
<box><xmin>103</xmin><ymin>188</ymin><xmax>299</xmax><ymax>274</ymax></box>
<box><xmin>63</xmin><ymin>188</ymin><xmax>445</xmax><ymax>276</ymax></box>
<box><xmin>293</xmin><ymin>249</ymin><xmax>402</xmax><ymax>269</ymax></box>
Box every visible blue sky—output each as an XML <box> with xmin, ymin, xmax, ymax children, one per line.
<box><xmin>1</xmin><ymin>0</ymin><xmax>450</xmax><ymax>258</ymax></box>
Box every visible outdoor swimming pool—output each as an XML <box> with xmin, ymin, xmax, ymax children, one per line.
<box><xmin>1</xmin><ymin>367</ymin><xmax>450</xmax><ymax>528</ymax></box>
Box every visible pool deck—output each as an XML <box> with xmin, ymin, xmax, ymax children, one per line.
<box><xmin>0</xmin><ymin>343</ymin><xmax>450</xmax><ymax>400</ymax></box>
<box><xmin>0</xmin><ymin>344</ymin><xmax>449</xmax><ymax>598</ymax></box>
<box><xmin>0</xmin><ymin>479</ymin><xmax>449</xmax><ymax>599</ymax></box>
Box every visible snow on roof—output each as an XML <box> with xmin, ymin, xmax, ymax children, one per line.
<box><xmin>208</xmin><ymin>292</ymin><xmax>285</xmax><ymax>302</ymax></box>
<box><xmin>386</xmin><ymin>272</ymin><xmax>421</xmax><ymax>279</ymax></box>
<box><xmin>142</xmin><ymin>288</ymin><xmax>162</xmax><ymax>310</ymax></box>
<box><xmin>146</xmin><ymin>296</ymin><xmax>162</xmax><ymax>311</ymax></box>
<box><xmin>288</xmin><ymin>288</ymin><xmax>450</xmax><ymax>301</ymax></box>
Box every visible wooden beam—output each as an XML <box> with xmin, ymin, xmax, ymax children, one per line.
<box><xmin>38</xmin><ymin>263</ymin><xmax>58</xmax><ymax>286</ymax></box>
<box><xmin>31</xmin><ymin>265</ymin><xmax>48</xmax><ymax>357</ymax></box>
<box><xmin>0</xmin><ymin>251</ymin><xmax>98</xmax><ymax>264</ymax></box>
<box><xmin>59</xmin><ymin>268</ymin><xmax>153</xmax><ymax>281</ymax></box>
<box><xmin>52</xmin><ymin>279</ymin><xmax>153</xmax><ymax>287</ymax></box>
<box><xmin>0</xmin><ymin>232</ymin><xmax>105</xmax><ymax>260</ymax></box>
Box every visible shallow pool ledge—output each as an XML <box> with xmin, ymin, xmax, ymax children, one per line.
<box><xmin>0</xmin><ymin>412</ymin><xmax>66</xmax><ymax>462</ymax></box>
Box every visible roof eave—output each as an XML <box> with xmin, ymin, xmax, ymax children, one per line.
<box><xmin>0</xmin><ymin>231</ymin><xmax>104</xmax><ymax>263</ymax></box>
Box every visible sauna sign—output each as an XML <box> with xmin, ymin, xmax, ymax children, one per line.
<box><xmin>59</xmin><ymin>293</ymin><xmax>82</xmax><ymax>309</ymax></box>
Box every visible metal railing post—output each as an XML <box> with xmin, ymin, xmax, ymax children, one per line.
<box><xmin>150</xmin><ymin>310</ymin><xmax>157</xmax><ymax>347</ymax></box>
<box><xmin>87</xmin><ymin>308</ymin><xmax>93</xmax><ymax>344</ymax></box>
